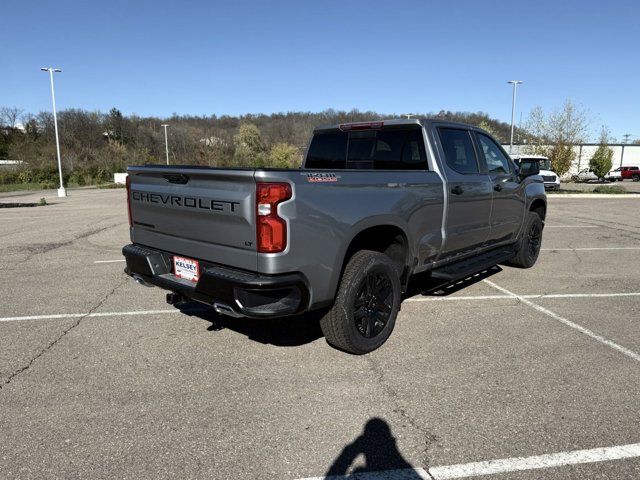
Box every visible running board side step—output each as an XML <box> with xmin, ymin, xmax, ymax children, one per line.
<box><xmin>430</xmin><ymin>247</ymin><xmax>515</xmax><ymax>282</ymax></box>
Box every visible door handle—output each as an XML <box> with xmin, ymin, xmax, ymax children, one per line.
<box><xmin>451</xmin><ymin>185</ymin><xmax>464</xmax><ymax>195</ymax></box>
<box><xmin>494</xmin><ymin>183</ymin><xmax>503</xmax><ymax>192</ymax></box>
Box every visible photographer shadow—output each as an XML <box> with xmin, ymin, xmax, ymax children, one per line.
<box><xmin>324</xmin><ymin>417</ymin><xmax>422</xmax><ymax>478</ymax></box>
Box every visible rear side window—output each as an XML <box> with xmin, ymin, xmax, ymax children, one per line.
<box><xmin>305</xmin><ymin>128</ymin><xmax>427</xmax><ymax>170</ymax></box>
<box><xmin>438</xmin><ymin>128</ymin><xmax>478</xmax><ymax>174</ymax></box>
<box><xmin>305</xmin><ymin>131</ymin><xmax>348</xmax><ymax>169</ymax></box>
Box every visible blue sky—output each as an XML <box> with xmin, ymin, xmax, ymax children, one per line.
<box><xmin>2</xmin><ymin>0</ymin><xmax>639</xmax><ymax>141</ymax></box>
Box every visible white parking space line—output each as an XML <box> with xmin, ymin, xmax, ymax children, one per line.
<box><xmin>545</xmin><ymin>225</ymin><xmax>598</xmax><ymax>228</ymax></box>
<box><xmin>0</xmin><ymin>309</ymin><xmax>177</xmax><ymax>323</ymax></box>
<box><xmin>405</xmin><ymin>292</ymin><xmax>640</xmax><ymax>302</ymax></box>
<box><xmin>298</xmin><ymin>443</ymin><xmax>640</xmax><ymax>480</ymax></box>
<box><xmin>2</xmin><ymin>292</ymin><xmax>639</xmax><ymax>323</ymax></box>
<box><xmin>483</xmin><ymin>279</ymin><xmax>640</xmax><ymax>363</ymax></box>
<box><xmin>542</xmin><ymin>247</ymin><xmax>640</xmax><ymax>251</ymax></box>
<box><xmin>407</xmin><ymin>295</ymin><xmax>512</xmax><ymax>302</ymax></box>
<box><xmin>94</xmin><ymin>259</ymin><xmax>125</xmax><ymax>264</ymax></box>
<box><xmin>0</xmin><ymin>216</ymin><xmax>54</xmax><ymax>220</ymax></box>
<box><xmin>531</xmin><ymin>292</ymin><xmax>640</xmax><ymax>299</ymax></box>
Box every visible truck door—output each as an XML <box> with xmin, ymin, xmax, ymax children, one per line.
<box><xmin>434</xmin><ymin>126</ymin><xmax>493</xmax><ymax>256</ymax></box>
<box><xmin>474</xmin><ymin>132</ymin><xmax>525</xmax><ymax>245</ymax></box>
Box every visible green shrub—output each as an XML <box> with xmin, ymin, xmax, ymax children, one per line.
<box><xmin>589</xmin><ymin>143</ymin><xmax>614</xmax><ymax>180</ymax></box>
<box><xmin>593</xmin><ymin>185</ymin><xmax>627</xmax><ymax>194</ymax></box>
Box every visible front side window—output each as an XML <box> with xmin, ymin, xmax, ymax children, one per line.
<box><xmin>477</xmin><ymin>133</ymin><xmax>512</xmax><ymax>174</ymax></box>
<box><xmin>438</xmin><ymin>128</ymin><xmax>478</xmax><ymax>174</ymax></box>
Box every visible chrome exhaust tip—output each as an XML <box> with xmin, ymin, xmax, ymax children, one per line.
<box><xmin>213</xmin><ymin>303</ymin><xmax>244</xmax><ymax>318</ymax></box>
<box><xmin>132</xmin><ymin>274</ymin><xmax>153</xmax><ymax>287</ymax></box>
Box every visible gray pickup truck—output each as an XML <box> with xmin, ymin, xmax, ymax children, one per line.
<box><xmin>123</xmin><ymin>119</ymin><xmax>545</xmax><ymax>354</ymax></box>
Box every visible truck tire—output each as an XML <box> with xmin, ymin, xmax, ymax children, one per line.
<box><xmin>508</xmin><ymin>211</ymin><xmax>543</xmax><ymax>268</ymax></box>
<box><xmin>320</xmin><ymin>250</ymin><xmax>401</xmax><ymax>354</ymax></box>
<box><xmin>633</xmin><ymin>174</ymin><xmax>639</xmax><ymax>182</ymax></box>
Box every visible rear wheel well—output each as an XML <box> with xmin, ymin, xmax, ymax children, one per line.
<box><xmin>529</xmin><ymin>199</ymin><xmax>546</xmax><ymax>221</ymax></box>
<box><xmin>342</xmin><ymin>225</ymin><xmax>410</xmax><ymax>285</ymax></box>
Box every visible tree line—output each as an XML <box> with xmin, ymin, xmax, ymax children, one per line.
<box><xmin>0</xmin><ymin>107</ymin><xmax>516</xmax><ymax>187</ymax></box>
<box><xmin>1</xmin><ymin>102</ymin><xmax>621</xmax><ymax>187</ymax></box>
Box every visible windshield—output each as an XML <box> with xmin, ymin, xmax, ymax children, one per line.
<box><xmin>520</xmin><ymin>157</ymin><xmax>551</xmax><ymax>171</ymax></box>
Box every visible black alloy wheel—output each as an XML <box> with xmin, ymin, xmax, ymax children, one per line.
<box><xmin>527</xmin><ymin>220</ymin><xmax>542</xmax><ymax>261</ymax></box>
<box><xmin>353</xmin><ymin>271</ymin><xmax>393</xmax><ymax>339</ymax></box>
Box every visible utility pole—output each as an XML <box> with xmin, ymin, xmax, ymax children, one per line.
<box><xmin>622</xmin><ymin>133</ymin><xmax>631</xmax><ymax>144</ymax></box>
<box><xmin>41</xmin><ymin>67</ymin><xmax>66</xmax><ymax>197</ymax></box>
<box><xmin>507</xmin><ymin>80</ymin><xmax>523</xmax><ymax>154</ymax></box>
<box><xmin>161</xmin><ymin>124</ymin><xmax>170</xmax><ymax>165</ymax></box>
<box><xmin>518</xmin><ymin>111</ymin><xmax>523</xmax><ymax>143</ymax></box>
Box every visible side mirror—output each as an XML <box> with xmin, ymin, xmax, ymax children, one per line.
<box><xmin>519</xmin><ymin>161</ymin><xmax>539</xmax><ymax>179</ymax></box>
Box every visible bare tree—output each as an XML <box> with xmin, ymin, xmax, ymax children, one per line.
<box><xmin>0</xmin><ymin>106</ymin><xmax>24</xmax><ymax>128</ymax></box>
<box><xmin>523</xmin><ymin>100</ymin><xmax>590</xmax><ymax>176</ymax></box>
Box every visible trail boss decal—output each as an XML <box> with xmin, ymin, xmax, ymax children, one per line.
<box><xmin>303</xmin><ymin>172</ymin><xmax>339</xmax><ymax>183</ymax></box>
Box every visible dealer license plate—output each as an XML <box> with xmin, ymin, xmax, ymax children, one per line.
<box><xmin>173</xmin><ymin>255</ymin><xmax>200</xmax><ymax>282</ymax></box>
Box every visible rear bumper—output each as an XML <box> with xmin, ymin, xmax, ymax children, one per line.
<box><xmin>122</xmin><ymin>244</ymin><xmax>310</xmax><ymax>318</ymax></box>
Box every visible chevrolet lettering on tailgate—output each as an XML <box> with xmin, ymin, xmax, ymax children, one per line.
<box><xmin>131</xmin><ymin>191</ymin><xmax>240</xmax><ymax>213</ymax></box>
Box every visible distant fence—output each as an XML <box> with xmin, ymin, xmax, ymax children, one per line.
<box><xmin>504</xmin><ymin>144</ymin><xmax>640</xmax><ymax>176</ymax></box>
<box><xmin>0</xmin><ymin>160</ymin><xmax>24</xmax><ymax>170</ymax></box>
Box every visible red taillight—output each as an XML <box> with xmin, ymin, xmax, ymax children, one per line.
<box><xmin>256</xmin><ymin>182</ymin><xmax>292</xmax><ymax>253</ymax></box>
<box><xmin>125</xmin><ymin>174</ymin><xmax>132</xmax><ymax>227</ymax></box>
<box><xmin>339</xmin><ymin>121</ymin><xmax>383</xmax><ymax>131</ymax></box>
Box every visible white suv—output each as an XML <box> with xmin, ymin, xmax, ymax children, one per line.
<box><xmin>511</xmin><ymin>155</ymin><xmax>560</xmax><ymax>191</ymax></box>
<box><xmin>605</xmin><ymin>167</ymin><xmax>623</xmax><ymax>182</ymax></box>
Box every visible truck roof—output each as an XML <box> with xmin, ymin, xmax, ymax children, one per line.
<box><xmin>313</xmin><ymin>118</ymin><xmax>482</xmax><ymax>132</ymax></box>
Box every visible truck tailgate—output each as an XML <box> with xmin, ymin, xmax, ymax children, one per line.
<box><xmin>127</xmin><ymin>167</ymin><xmax>257</xmax><ymax>271</ymax></box>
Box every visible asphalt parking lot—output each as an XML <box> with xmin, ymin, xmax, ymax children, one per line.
<box><xmin>1</xmin><ymin>189</ymin><xmax>639</xmax><ymax>479</ymax></box>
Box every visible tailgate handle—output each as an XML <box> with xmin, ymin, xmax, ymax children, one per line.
<box><xmin>163</xmin><ymin>173</ymin><xmax>189</xmax><ymax>184</ymax></box>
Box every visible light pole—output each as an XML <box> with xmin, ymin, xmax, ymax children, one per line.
<box><xmin>41</xmin><ymin>67</ymin><xmax>66</xmax><ymax>197</ymax></box>
<box><xmin>161</xmin><ymin>124</ymin><xmax>170</xmax><ymax>165</ymax></box>
<box><xmin>507</xmin><ymin>80</ymin><xmax>523</xmax><ymax>154</ymax></box>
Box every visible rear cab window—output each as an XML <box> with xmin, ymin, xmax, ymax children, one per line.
<box><xmin>305</xmin><ymin>126</ymin><xmax>427</xmax><ymax>170</ymax></box>
<box><xmin>305</xmin><ymin>131</ymin><xmax>348</xmax><ymax>169</ymax></box>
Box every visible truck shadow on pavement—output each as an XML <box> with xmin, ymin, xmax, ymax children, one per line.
<box><xmin>175</xmin><ymin>266</ymin><xmax>503</xmax><ymax>348</ymax></box>
<box><xmin>176</xmin><ymin>303</ymin><xmax>325</xmax><ymax>347</ymax></box>
<box><xmin>323</xmin><ymin>417</ymin><xmax>422</xmax><ymax>478</ymax></box>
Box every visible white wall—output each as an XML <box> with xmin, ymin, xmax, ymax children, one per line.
<box><xmin>113</xmin><ymin>172</ymin><xmax>128</xmax><ymax>184</ymax></box>
<box><xmin>505</xmin><ymin>144</ymin><xmax>640</xmax><ymax>176</ymax></box>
